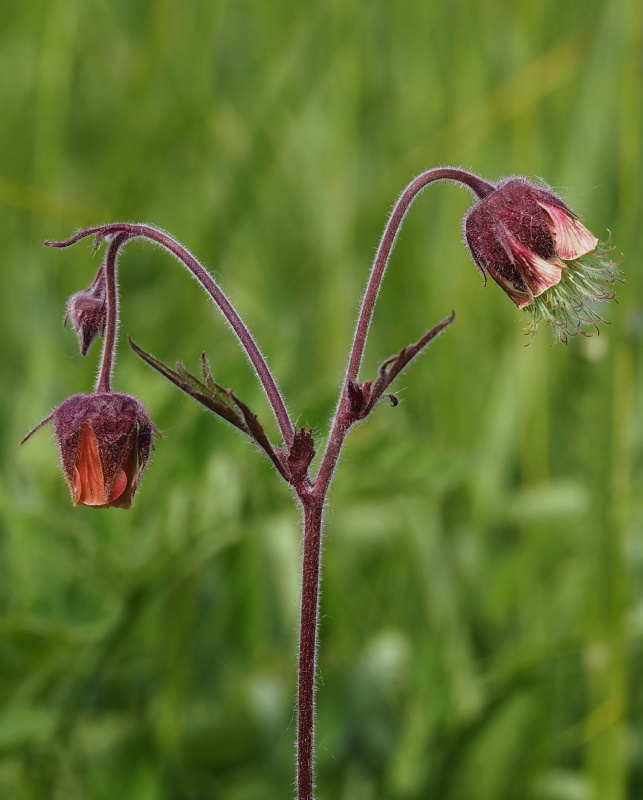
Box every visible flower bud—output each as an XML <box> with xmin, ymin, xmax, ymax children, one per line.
<box><xmin>24</xmin><ymin>393</ymin><xmax>158</xmax><ymax>509</ymax></box>
<box><xmin>64</xmin><ymin>269</ymin><xmax>107</xmax><ymax>355</ymax></box>
<box><xmin>464</xmin><ymin>178</ymin><xmax>618</xmax><ymax>341</ymax></box>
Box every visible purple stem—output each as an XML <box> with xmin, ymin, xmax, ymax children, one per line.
<box><xmin>316</xmin><ymin>167</ymin><xmax>494</xmax><ymax>496</ymax></box>
<box><xmin>95</xmin><ymin>233</ymin><xmax>128</xmax><ymax>393</ymax></box>
<box><xmin>293</xmin><ymin>169</ymin><xmax>493</xmax><ymax>799</ymax></box>
<box><xmin>48</xmin><ymin>168</ymin><xmax>496</xmax><ymax>800</ymax></box>
<box><xmin>47</xmin><ymin>225</ymin><xmax>295</xmax><ymax>447</ymax></box>
<box><xmin>296</xmin><ymin>494</ymin><xmax>324</xmax><ymax>800</ymax></box>
<box><xmin>346</xmin><ymin>167</ymin><xmax>493</xmax><ymax>385</ymax></box>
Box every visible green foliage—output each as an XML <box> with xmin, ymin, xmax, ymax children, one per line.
<box><xmin>3</xmin><ymin>0</ymin><xmax>642</xmax><ymax>797</ymax></box>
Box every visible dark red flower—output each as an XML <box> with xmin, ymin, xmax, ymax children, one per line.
<box><xmin>23</xmin><ymin>393</ymin><xmax>158</xmax><ymax>509</ymax></box>
<box><xmin>464</xmin><ymin>178</ymin><xmax>618</xmax><ymax>340</ymax></box>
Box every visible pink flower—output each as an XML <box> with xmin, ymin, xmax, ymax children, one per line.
<box><xmin>465</xmin><ymin>178</ymin><xmax>618</xmax><ymax>340</ymax></box>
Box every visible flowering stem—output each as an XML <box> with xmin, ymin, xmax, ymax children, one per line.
<box><xmin>94</xmin><ymin>233</ymin><xmax>128</xmax><ymax>394</ymax></box>
<box><xmin>46</xmin><ymin>168</ymin><xmax>498</xmax><ymax>800</ymax></box>
<box><xmin>290</xmin><ymin>170</ymin><xmax>492</xmax><ymax>798</ymax></box>
<box><xmin>346</xmin><ymin>167</ymin><xmax>493</xmax><ymax>384</ymax></box>
<box><xmin>46</xmin><ymin>225</ymin><xmax>295</xmax><ymax>447</ymax></box>
<box><xmin>38</xmin><ymin>164</ymin><xmax>619</xmax><ymax>800</ymax></box>
<box><xmin>316</xmin><ymin>168</ymin><xmax>493</xmax><ymax>497</ymax></box>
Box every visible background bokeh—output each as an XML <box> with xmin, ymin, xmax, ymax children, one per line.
<box><xmin>3</xmin><ymin>0</ymin><xmax>642</xmax><ymax>798</ymax></box>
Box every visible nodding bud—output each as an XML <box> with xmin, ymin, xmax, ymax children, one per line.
<box><xmin>464</xmin><ymin>178</ymin><xmax>619</xmax><ymax>341</ymax></box>
<box><xmin>64</xmin><ymin>268</ymin><xmax>107</xmax><ymax>355</ymax></box>
<box><xmin>23</xmin><ymin>393</ymin><xmax>159</xmax><ymax>509</ymax></box>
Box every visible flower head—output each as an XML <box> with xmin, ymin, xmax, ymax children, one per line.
<box><xmin>23</xmin><ymin>393</ymin><xmax>158</xmax><ymax>509</ymax></box>
<box><xmin>464</xmin><ymin>178</ymin><xmax>619</xmax><ymax>341</ymax></box>
<box><xmin>64</xmin><ymin>267</ymin><xmax>107</xmax><ymax>355</ymax></box>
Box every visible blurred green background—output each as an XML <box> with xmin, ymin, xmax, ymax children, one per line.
<box><xmin>3</xmin><ymin>0</ymin><xmax>642</xmax><ymax>798</ymax></box>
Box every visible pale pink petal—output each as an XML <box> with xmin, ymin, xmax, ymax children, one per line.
<box><xmin>526</xmin><ymin>255</ymin><xmax>565</xmax><ymax>297</ymax></box>
<box><xmin>538</xmin><ymin>201</ymin><xmax>598</xmax><ymax>260</ymax></box>
<box><xmin>512</xmin><ymin>294</ymin><xmax>534</xmax><ymax>310</ymax></box>
<box><xmin>506</xmin><ymin>234</ymin><xmax>564</xmax><ymax>298</ymax></box>
<box><xmin>486</xmin><ymin>264</ymin><xmax>533</xmax><ymax>308</ymax></box>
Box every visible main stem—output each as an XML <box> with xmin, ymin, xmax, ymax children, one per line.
<box><xmin>296</xmin><ymin>493</ymin><xmax>324</xmax><ymax>800</ymax></box>
<box><xmin>296</xmin><ymin>168</ymin><xmax>494</xmax><ymax>799</ymax></box>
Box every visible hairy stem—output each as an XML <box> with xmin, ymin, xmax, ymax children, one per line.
<box><xmin>296</xmin><ymin>493</ymin><xmax>325</xmax><ymax>800</ymax></box>
<box><xmin>316</xmin><ymin>168</ymin><xmax>493</xmax><ymax>495</ymax></box>
<box><xmin>295</xmin><ymin>172</ymin><xmax>490</xmax><ymax>798</ymax></box>
<box><xmin>49</xmin><ymin>168</ymin><xmax>494</xmax><ymax>800</ymax></box>
<box><xmin>95</xmin><ymin>233</ymin><xmax>129</xmax><ymax>393</ymax></box>
<box><xmin>346</xmin><ymin>167</ymin><xmax>492</xmax><ymax>384</ymax></box>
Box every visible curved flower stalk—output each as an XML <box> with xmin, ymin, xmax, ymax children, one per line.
<box><xmin>52</xmin><ymin>225</ymin><xmax>295</xmax><ymax>447</ymax></box>
<box><xmin>23</xmin><ymin>167</ymin><xmax>619</xmax><ymax>800</ymax></box>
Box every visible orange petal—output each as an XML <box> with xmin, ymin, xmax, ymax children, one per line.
<box><xmin>73</xmin><ymin>424</ymin><xmax>106</xmax><ymax>506</ymax></box>
<box><xmin>538</xmin><ymin>201</ymin><xmax>598</xmax><ymax>260</ymax></box>
<box><xmin>108</xmin><ymin>469</ymin><xmax>128</xmax><ymax>504</ymax></box>
<box><xmin>105</xmin><ymin>432</ymin><xmax>138</xmax><ymax>509</ymax></box>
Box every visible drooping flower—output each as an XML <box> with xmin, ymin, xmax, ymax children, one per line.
<box><xmin>64</xmin><ymin>266</ymin><xmax>107</xmax><ymax>355</ymax></box>
<box><xmin>22</xmin><ymin>393</ymin><xmax>158</xmax><ymax>509</ymax></box>
<box><xmin>464</xmin><ymin>177</ymin><xmax>620</xmax><ymax>341</ymax></box>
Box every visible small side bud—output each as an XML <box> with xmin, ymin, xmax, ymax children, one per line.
<box><xmin>64</xmin><ymin>268</ymin><xmax>107</xmax><ymax>355</ymax></box>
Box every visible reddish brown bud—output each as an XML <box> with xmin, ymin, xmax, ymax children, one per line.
<box><xmin>64</xmin><ymin>268</ymin><xmax>107</xmax><ymax>355</ymax></box>
<box><xmin>23</xmin><ymin>393</ymin><xmax>158</xmax><ymax>509</ymax></box>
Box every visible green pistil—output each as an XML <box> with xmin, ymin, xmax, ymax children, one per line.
<box><xmin>526</xmin><ymin>244</ymin><xmax>621</xmax><ymax>343</ymax></box>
